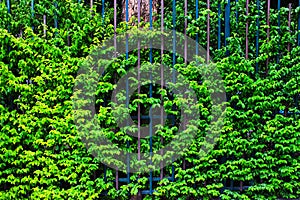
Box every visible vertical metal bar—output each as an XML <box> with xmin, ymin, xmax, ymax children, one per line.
<box><xmin>90</xmin><ymin>0</ymin><xmax>93</xmax><ymax>10</ymax></box>
<box><xmin>101</xmin><ymin>0</ymin><xmax>106</xmax><ymax>192</ymax></box>
<box><xmin>113</xmin><ymin>0</ymin><xmax>118</xmax><ymax>191</ymax></box>
<box><xmin>6</xmin><ymin>0</ymin><xmax>10</xmax><ymax>14</ymax></box>
<box><xmin>267</xmin><ymin>0</ymin><xmax>270</xmax><ymax>40</ymax></box>
<box><xmin>126</xmin><ymin>0</ymin><xmax>129</xmax><ymax>23</ymax></box>
<box><xmin>149</xmin><ymin>0</ymin><xmax>153</xmax><ymax>194</ymax></box>
<box><xmin>114</xmin><ymin>0</ymin><xmax>117</xmax><ymax>51</ymax></box>
<box><xmin>125</xmin><ymin>0</ymin><xmax>130</xmax><ymax>185</ymax></box>
<box><xmin>218</xmin><ymin>2</ymin><xmax>221</xmax><ymax>50</ymax></box>
<box><xmin>278</xmin><ymin>0</ymin><xmax>281</xmax><ymax>32</ymax></box>
<box><xmin>138</xmin><ymin>0</ymin><xmax>141</xmax><ymax>24</ymax></box>
<box><xmin>43</xmin><ymin>15</ymin><xmax>46</xmax><ymax>36</ymax></box>
<box><xmin>246</xmin><ymin>0</ymin><xmax>249</xmax><ymax>59</ymax></box>
<box><xmin>160</xmin><ymin>0</ymin><xmax>164</xmax><ymax>181</ymax></box>
<box><xmin>298</xmin><ymin>0</ymin><xmax>300</xmax><ymax>46</ymax></box>
<box><xmin>6</xmin><ymin>0</ymin><xmax>10</xmax><ymax>33</ymax></box>
<box><xmin>172</xmin><ymin>0</ymin><xmax>176</xmax><ymax>182</ymax></box>
<box><xmin>240</xmin><ymin>180</ymin><xmax>243</xmax><ymax>192</ymax></box>
<box><xmin>225</xmin><ymin>0</ymin><xmax>230</xmax><ymax>55</ymax></box>
<box><xmin>172</xmin><ymin>0</ymin><xmax>176</xmax><ymax>84</ymax></box>
<box><xmin>236</xmin><ymin>0</ymin><xmax>238</xmax><ymax>25</ymax></box>
<box><xmin>137</xmin><ymin>0</ymin><xmax>141</xmax><ymax>162</ymax></box>
<box><xmin>171</xmin><ymin>157</ymin><xmax>175</xmax><ymax>182</ymax></box>
<box><xmin>102</xmin><ymin>0</ymin><xmax>105</xmax><ymax>23</ymax></box>
<box><xmin>104</xmin><ymin>167</ymin><xmax>107</xmax><ymax>181</ymax></box>
<box><xmin>184</xmin><ymin>0</ymin><xmax>187</xmax><ymax>65</ymax></box>
<box><xmin>266</xmin><ymin>0</ymin><xmax>270</xmax><ymax>68</ymax></box>
<box><xmin>296</xmin><ymin>29</ymin><xmax>299</xmax><ymax>110</ymax></box>
<box><xmin>5</xmin><ymin>0</ymin><xmax>10</xmax><ymax>56</ymax></box>
<box><xmin>255</xmin><ymin>0</ymin><xmax>260</xmax><ymax>73</ymax></box>
<box><xmin>150</xmin><ymin>0</ymin><xmax>153</xmax><ymax>29</ymax></box>
<box><xmin>230</xmin><ymin>180</ymin><xmax>233</xmax><ymax>190</ymax></box>
<box><xmin>54</xmin><ymin>1</ymin><xmax>58</xmax><ymax>29</ymax></box>
<box><xmin>172</xmin><ymin>0</ymin><xmax>176</xmax><ymax>75</ymax></box>
<box><xmin>277</xmin><ymin>0</ymin><xmax>280</xmax><ymax>63</ymax></box>
<box><xmin>207</xmin><ymin>0</ymin><xmax>210</xmax><ymax>63</ymax></box>
<box><xmin>196</xmin><ymin>0</ymin><xmax>199</xmax><ymax>54</ymax></box>
<box><xmin>104</xmin><ymin>165</ymin><xmax>107</xmax><ymax>195</ymax></box>
<box><xmin>137</xmin><ymin>0</ymin><xmax>141</xmax><ymax>197</ymax></box>
<box><xmin>182</xmin><ymin>0</ymin><xmax>188</xmax><ymax>171</ymax></box>
<box><xmin>31</xmin><ymin>0</ymin><xmax>34</xmax><ymax>31</ymax></box>
<box><xmin>288</xmin><ymin>3</ymin><xmax>291</xmax><ymax>52</ymax></box>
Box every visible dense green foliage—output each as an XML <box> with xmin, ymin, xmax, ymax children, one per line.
<box><xmin>0</xmin><ymin>0</ymin><xmax>300</xmax><ymax>199</ymax></box>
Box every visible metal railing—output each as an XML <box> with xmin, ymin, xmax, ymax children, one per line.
<box><xmin>2</xmin><ymin>0</ymin><xmax>300</xmax><ymax>197</ymax></box>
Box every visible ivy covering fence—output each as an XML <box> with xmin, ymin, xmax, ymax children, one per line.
<box><xmin>0</xmin><ymin>0</ymin><xmax>300</xmax><ymax>199</ymax></box>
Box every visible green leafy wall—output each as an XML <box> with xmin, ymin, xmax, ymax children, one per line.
<box><xmin>0</xmin><ymin>0</ymin><xmax>299</xmax><ymax>199</ymax></box>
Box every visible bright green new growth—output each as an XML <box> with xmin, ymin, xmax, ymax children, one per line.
<box><xmin>0</xmin><ymin>0</ymin><xmax>299</xmax><ymax>199</ymax></box>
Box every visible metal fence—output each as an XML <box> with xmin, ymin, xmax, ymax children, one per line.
<box><xmin>3</xmin><ymin>0</ymin><xmax>300</xmax><ymax>197</ymax></box>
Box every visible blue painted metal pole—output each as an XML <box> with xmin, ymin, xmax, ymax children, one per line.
<box><xmin>288</xmin><ymin>3</ymin><xmax>291</xmax><ymax>52</ymax></box>
<box><xmin>207</xmin><ymin>0</ymin><xmax>210</xmax><ymax>63</ymax></box>
<box><xmin>196</xmin><ymin>0</ymin><xmax>199</xmax><ymax>54</ymax></box>
<box><xmin>6</xmin><ymin>0</ymin><xmax>10</xmax><ymax>13</ymax></box>
<box><xmin>102</xmin><ymin>0</ymin><xmax>105</xmax><ymax>23</ymax></box>
<box><xmin>160</xmin><ymin>0</ymin><xmax>164</xmax><ymax>181</ymax></box>
<box><xmin>266</xmin><ymin>0</ymin><xmax>270</xmax><ymax>68</ymax></box>
<box><xmin>236</xmin><ymin>0</ymin><xmax>238</xmax><ymax>25</ymax></box>
<box><xmin>149</xmin><ymin>0</ymin><xmax>153</xmax><ymax>29</ymax></box>
<box><xmin>246</xmin><ymin>0</ymin><xmax>249</xmax><ymax>59</ymax></box>
<box><xmin>5</xmin><ymin>0</ymin><xmax>11</xmax><ymax>54</ymax></box>
<box><xmin>149</xmin><ymin>0</ymin><xmax>153</xmax><ymax>60</ymax></box>
<box><xmin>54</xmin><ymin>2</ymin><xmax>58</xmax><ymax>29</ymax></box>
<box><xmin>298</xmin><ymin>0</ymin><xmax>300</xmax><ymax>46</ymax></box>
<box><xmin>277</xmin><ymin>0</ymin><xmax>280</xmax><ymax>63</ymax></box>
<box><xmin>185</xmin><ymin>0</ymin><xmax>188</xmax><ymax>65</ymax></box>
<box><xmin>225</xmin><ymin>0</ymin><xmax>230</xmax><ymax>55</ymax></box>
<box><xmin>278</xmin><ymin>0</ymin><xmax>281</xmax><ymax>32</ymax></box>
<box><xmin>31</xmin><ymin>0</ymin><xmax>34</xmax><ymax>31</ymax></box>
<box><xmin>126</xmin><ymin>0</ymin><xmax>129</xmax><ymax>23</ymax></box>
<box><xmin>218</xmin><ymin>2</ymin><xmax>221</xmax><ymax>50</ymax></box>
<box><xmin>6</xmin><ymin>0</ymin><xmax>10</xmax><ymax>33</ymax></box>
<box><xmin>297</xmin><ymin>0</ymin><xmax>299</xmax><ymax>110</ymax></box>
<box><xmin>255</xmin><ymin>0</ymin><xmax>260</xmax><ymax>73</ymax></box>
<box><xmin>172</xmin><ymin>0</ymin><xmax>176</xmax><ymax>83</ymax></box>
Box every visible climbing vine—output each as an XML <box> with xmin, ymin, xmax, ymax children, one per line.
<box><xmin>0</xmin><ymin>0</ymin><xmax>299</xmax><ymax>199</ymax></box>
